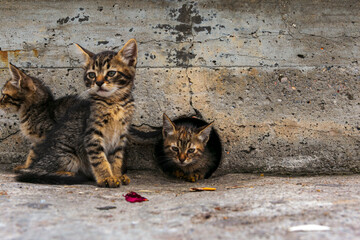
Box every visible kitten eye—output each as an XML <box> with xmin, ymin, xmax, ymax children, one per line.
<box><xmin>171</xmin><ymin>146</ymin><xmax>179</xmax><ymax>152</ymax></box>
<box><xmin>87</xmin><ymin>72</ymin><xmax>96</xmax><ymax>79</ymax></box>
<box><xmin>187</xmin><ymin>148</ymin><xmax>195</xmax><ymax>153</ymax></box>
<box><xmin>107</xmin><ymin>71</ymin><xmax>116</xmax><ymax>77</ymax></box>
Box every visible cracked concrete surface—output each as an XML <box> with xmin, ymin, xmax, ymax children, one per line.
<box><xmin>0</xmin><ymin>0</ymin><xmax>359</xmax><ymax>173</ymax></box>
<box><xmin>1</xmin><ymin>171</ymin><xmax>360</xmax><ymax>239</ymax></box>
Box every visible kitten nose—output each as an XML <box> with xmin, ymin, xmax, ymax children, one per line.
<box><xmin>179</xmin><ymin>154</ymin><xmax>186</xmax><ymax>163</ymax></box>
<box><xmin>96</xmin><ymin>80</ymin><xmax>104</xmax><ymax>87</ymax></box>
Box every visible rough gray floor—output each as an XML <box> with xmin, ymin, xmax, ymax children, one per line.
<box><xmin>1</xmin><ymin>171</ymin><xmax>360</xmax><ymax>240</ymax></box>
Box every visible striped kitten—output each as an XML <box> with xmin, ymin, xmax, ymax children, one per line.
<box><xmin>16</xmin><ymin>39</ymin><xmax>138</xmax><ymax>187</ymax></box>
<box><xmin>75</xmin><ymin>43</ymin><xmax>162</xmax><ymax>144</ymax></box>
<box><xmin>0</xmin><ymin>64</ymin><xmax>78</xmax><ymax>171</ymax></box>
<box><xmin>155</xmin><ymin>114</ymin><xmax>222</xmax><ymax>182</ymax></box>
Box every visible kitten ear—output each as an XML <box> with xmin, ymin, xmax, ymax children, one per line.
<box><xmin>196</xmin><ymin>122</ymin><xmax>213</xmax><ymax>144</ymax></box>
<box><xmin>117</xmin><ymin>39</ymin><xmax>137</xmax><ymax>67</ymax></box>
<box><xmin>75</xmin><ymin>44</ymin><xmax>95</xmax><ymax>65</ymax></box>
<box><xmin>8</xmin><ymin>63</ymin><xmax>36</xmax><ymax>92</ymax></box>
<box><xmin>9</xmin><ymin>63</ymin><xmax>24</xmax><ymax>86</ymax></box>
<box><xmin>162</xmin><ymin>113</ymin><xmax>176</xmax><ymax>138</ymax></box>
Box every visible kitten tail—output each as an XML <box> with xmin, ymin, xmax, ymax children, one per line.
<box><xmin>127</xmin><ymin>125</ymin><xmax>162</xmax><ymax>144</ymax></box>
<box><xmin>15</xmin><ymin>169</ymin><xmax>89</xmax><ymax>185</ymax></box>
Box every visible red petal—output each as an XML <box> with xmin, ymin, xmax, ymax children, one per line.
<box><xmin>123</xmin><ymin>191</ymin><xmax>148</xmax><ymax>203</ymax></box>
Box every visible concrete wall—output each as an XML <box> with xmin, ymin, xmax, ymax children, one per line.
<box><xmin>0</xmin><ymin>0</ymin><xmax>359</xmax><ymax>174</ymax></box>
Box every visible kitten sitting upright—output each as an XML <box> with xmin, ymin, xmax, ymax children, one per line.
<box><xmin>0</xmin><ymin>64</ymin><xmax>78</xmax><ymax>171</ymax></box>
<box><xmin>155</xmin><ymin>114</ymin><xmax>222</xmax><ymax>182</ymax></box>
<box><xmin>15</xmin><ymin>39</ymin><xmax>138</xmax><ymax>187</ymax></box>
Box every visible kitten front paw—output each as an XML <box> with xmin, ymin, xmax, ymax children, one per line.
<box><xmin>97</xmin><ymin>177</ymin><xmax>121</xmax><ymax>188</ymax></box>
<box><xmin>13</xmin><ymin>165</ymin><xmax>28</xmax><ymax>173</ymax></box>
<box><xmin>186</xmin><ymin>173</ymin><xmax>204</xmax><ymax>182</ymax></box>
<box><xmin>120</xmin><ymin>174</ymin><xmax>130</xmax><ymax>185</ymax></box>
<box><xmin>173</xmin><ymin>170</ymin><xmax>185</xmax><ymax>178</ymax></box>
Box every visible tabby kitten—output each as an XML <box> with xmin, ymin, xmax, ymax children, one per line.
<box><xmin>155</xmin><ymin>114</ymin><xmax>222</xmax><ymax>182</ymax></box>
<box><xmin>0</xmin><ymin>64</ymin><xmax>78</xmax><ymax>171</ymax></box>
<box><xmin>16</xmin><ymin>39</ymin><xmax>138</xmax><ymax>188</ymax></box>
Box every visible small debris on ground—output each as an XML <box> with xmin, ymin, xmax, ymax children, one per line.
<box><xmin>226</xmin><ymin>185</ymin><xmax>254</xmax><ymax>189</ymax></box>
<box><xmin>96</xmin><ymin>206</ymin><xmax>117</xmax><ymax>210</ymax></box>
<box><xmin>288</xmin><ymin>224</ymin><xmax>331</xmax><ymax>232</ymax></box>
<box><xmin>124</xmin><ymin>191</ymin><xmax>148</xmax><ymax>203</ymax></box>
<box><xmin>20</xmin><ymin>202</ymin><xmax>52</xmax><ymax>209</ymax></box>
<box><xmin>189</xmin><ymin>187</ymin><xmax>216</xmax><ymax>192</ymax></box>
<box><xmin>137</xmin><ymin>190</ymin><xmax>154</xmax><ymax>193</ymax></box>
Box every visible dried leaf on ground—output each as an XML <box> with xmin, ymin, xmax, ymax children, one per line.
<box><xmin>190</xmin><ymin>187</ymin><xmax>216</xmax><ymax>192</ymax></box>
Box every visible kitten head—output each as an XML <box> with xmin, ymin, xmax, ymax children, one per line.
<box><xmin>76</xmin><ymin>39</ymin><xmax>137</xmax><ymax>98</ymax></box>
<box><xmin>162</xmin><ymin>114</ymin><xmax>213</xmax><ymax>166</ymax></box>
<box><xmin>0</xmin><ymin>63</ymin><xmax>50</xmax><ymax>112</ymax></box>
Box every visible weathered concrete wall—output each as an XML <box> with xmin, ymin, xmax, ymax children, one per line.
<box><xmin>0</xmin><ymin>0</ymin><xmax>359</xmax><ymax>173</ymax></box>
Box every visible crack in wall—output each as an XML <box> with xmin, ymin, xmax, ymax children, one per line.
<box><xmin>278</xmin><ymin>0</ymin><xmax>296</xmax><ymax>39</ymax></box>
<box><xmin>1</xmin><ymin>32</ymin><xmax>358</xmax><ymax>69</ymax></box>
<box><xmin>296</xmin><ymin>32</ymin><xmax>360</xmax><ymax>42</ymax></box>
<box><xmin>0</xmin><ymin>130</ymin><xmax>20</xmax><ymax>142</ymax></box>
<box><xmin>181</xmin><ymin>3</ymin><xmax>203</xmax><ymax>119</ymax></box>
<box><xmin>238</xmin><ymin>123</ymin><xmax>360</xmax><ymax>140</ymax></box>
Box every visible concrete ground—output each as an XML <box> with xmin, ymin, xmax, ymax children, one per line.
<box><xmin>1</xmin><ymin>170</ymin><xmax>360</xmax><ymax>240</ymax></box>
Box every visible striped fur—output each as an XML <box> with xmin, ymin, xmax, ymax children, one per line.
<box><xmin>0</xmin><ymin>64</ymin><xmax>78</xmax><ymax>171</ymax></box>
<box><xmin>15</xmin><ymin>39</ymin><xmax>137</xmax><ymax>187</ymax></box>
<box><xmin>0</xmin><ymin>64</ymin><xmax>77</xmax><ymax>142</ymax></box>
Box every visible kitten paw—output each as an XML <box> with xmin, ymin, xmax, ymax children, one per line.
<box><xmin>173</xmin><ymin>170</ymin><xmax>185</xmax><ymax>178</ymax></box>
<box><xmin>97</xmin><ymin>177</ymin><xmax>121</xmax><ymax>188</ymax></box>
<box><xmin>186</xmin><ymin>173</ymin><xmax>204</xmax><ymax>182</ymax></box>
<box><xmin>120</xmin><ymin>174</ymin><xmax>131</xmax><ymax>185</ymax></box>
<box><xmin>13</xmin><ymin>165</ymin><xmax>28</xmax><ymax>173</ymax></box>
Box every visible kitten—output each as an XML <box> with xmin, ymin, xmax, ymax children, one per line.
<box><xmin>0</xmin><ymin>64</ymin><xmax>78</xmax><ymax>171</ymax></box>
<box><xmin>15</xmin><ymin>39</ymin><xmax>138</xmax><ymax>187</ymax></box>
<box><xmin>154</xmin><ymin>114</ymin><xmax>222</xmax><ymax>182</ymax></box>
<box><xmin>75</xmin><ymin>43</ymin><xmax>163</xmax><ymax>145</ymax></box>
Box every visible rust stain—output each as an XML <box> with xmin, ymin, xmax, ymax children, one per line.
<box><xmin>32</xmin><ymin>49</ymin><xmax>39</xmax><ymax>58</ymax></box>
<box><xmin>0</xmin><ymin>51</ymin><xmax>9</xmax><ymax>64</ymax></box>
<box><xmin>0</xmin><ymin>49</ymin><xmax>39</xmax><ymax>65</ymax></box>
<box><xmin>1</xmin><ymin>50</ymin><xmax>22</xmax><ymax>62</ymax></box>
<box><xmin>6</xmin><ymin>50</ymin><xmax>22</xmax><ymax>62</ymax></box>
<box><xmin>12</xmin><ymin>50</ymin><xmax>21</xmax><ymax>59</ymax></box>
